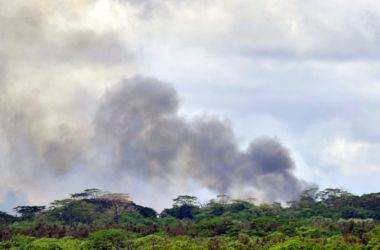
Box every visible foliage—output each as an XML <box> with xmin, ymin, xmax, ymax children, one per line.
<box><xmin>3</xmin><ymin>188</ymin><xmax>380</xmax><ymax>249</ymax></box>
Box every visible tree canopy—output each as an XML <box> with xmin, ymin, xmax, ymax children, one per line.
<box><xmin>1</xmin><ymin>187</ymin><xmax>380</xmax><ymax>249</ymax></box>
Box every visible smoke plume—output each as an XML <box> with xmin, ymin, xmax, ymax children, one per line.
<box><xmin>0</xmin><ymin>1</ymin><xmax>309</xmax><ymax>210</ymax></box>
<box><xmin>92</xmin><ymin>76</ymin><xmax>307</xmax><ymax>202</ymax></box>
<box><xmin>0</xmin><ymin>75</ymin><xmax>307</xmax><ymax>209</ymax></box>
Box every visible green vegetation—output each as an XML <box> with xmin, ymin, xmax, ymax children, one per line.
<box><xmin>2</xmin><ymin>187</ymin><xmax>380</xmax><ymax>249</ymax></box>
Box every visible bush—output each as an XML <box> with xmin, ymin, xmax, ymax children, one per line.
<box><xmin>87</xmin><ymin>229</ymin><xmax>136</xmax><ymax>249</ymax></box>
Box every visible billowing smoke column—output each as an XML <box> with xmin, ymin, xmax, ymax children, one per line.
<box><xmin>93</xmin><ymin>76</ymin><xmax>307</xmax><ymax>201</ymax></box>
<box><xmin>0</xmin><ymin>72</ymin><xmax>307</xmax><ymax>208</ymax></box>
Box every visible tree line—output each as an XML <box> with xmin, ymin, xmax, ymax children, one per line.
<box><xmin>1</xmin><ymin>187</ymin><xmax>380</xmax><ymax>249</ymax></box>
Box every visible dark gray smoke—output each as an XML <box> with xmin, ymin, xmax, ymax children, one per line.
<box><xmin>93</xmin><ymin>76</ymin><xmax>307</xmax><ymax>202</ymax></box>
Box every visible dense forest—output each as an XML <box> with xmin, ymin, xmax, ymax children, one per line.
<box><xmin>1</xmin><ymin>188</ymin><xmax>380</xmax><ymax>249</ymax></box>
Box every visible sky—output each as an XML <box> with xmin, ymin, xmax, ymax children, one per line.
<box><xmin>1</xmin><ymin>0</ymin><xmax>380</xmax><ymax>212</ymax></box>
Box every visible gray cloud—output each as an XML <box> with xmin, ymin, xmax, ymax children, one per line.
<box><xmin>119</xmin><ymin>0</ymin><xmax>380</xmax><ymax>61</ymax></box>
<box><xmin>62</xmin><ymin>30</ymin><xmax>132</xmax><ymax>65</ymax></box>
<box><xmin>0</xmin><ymin>1</ymin><xmax>131</xmax><ymax>65</ymax></box>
